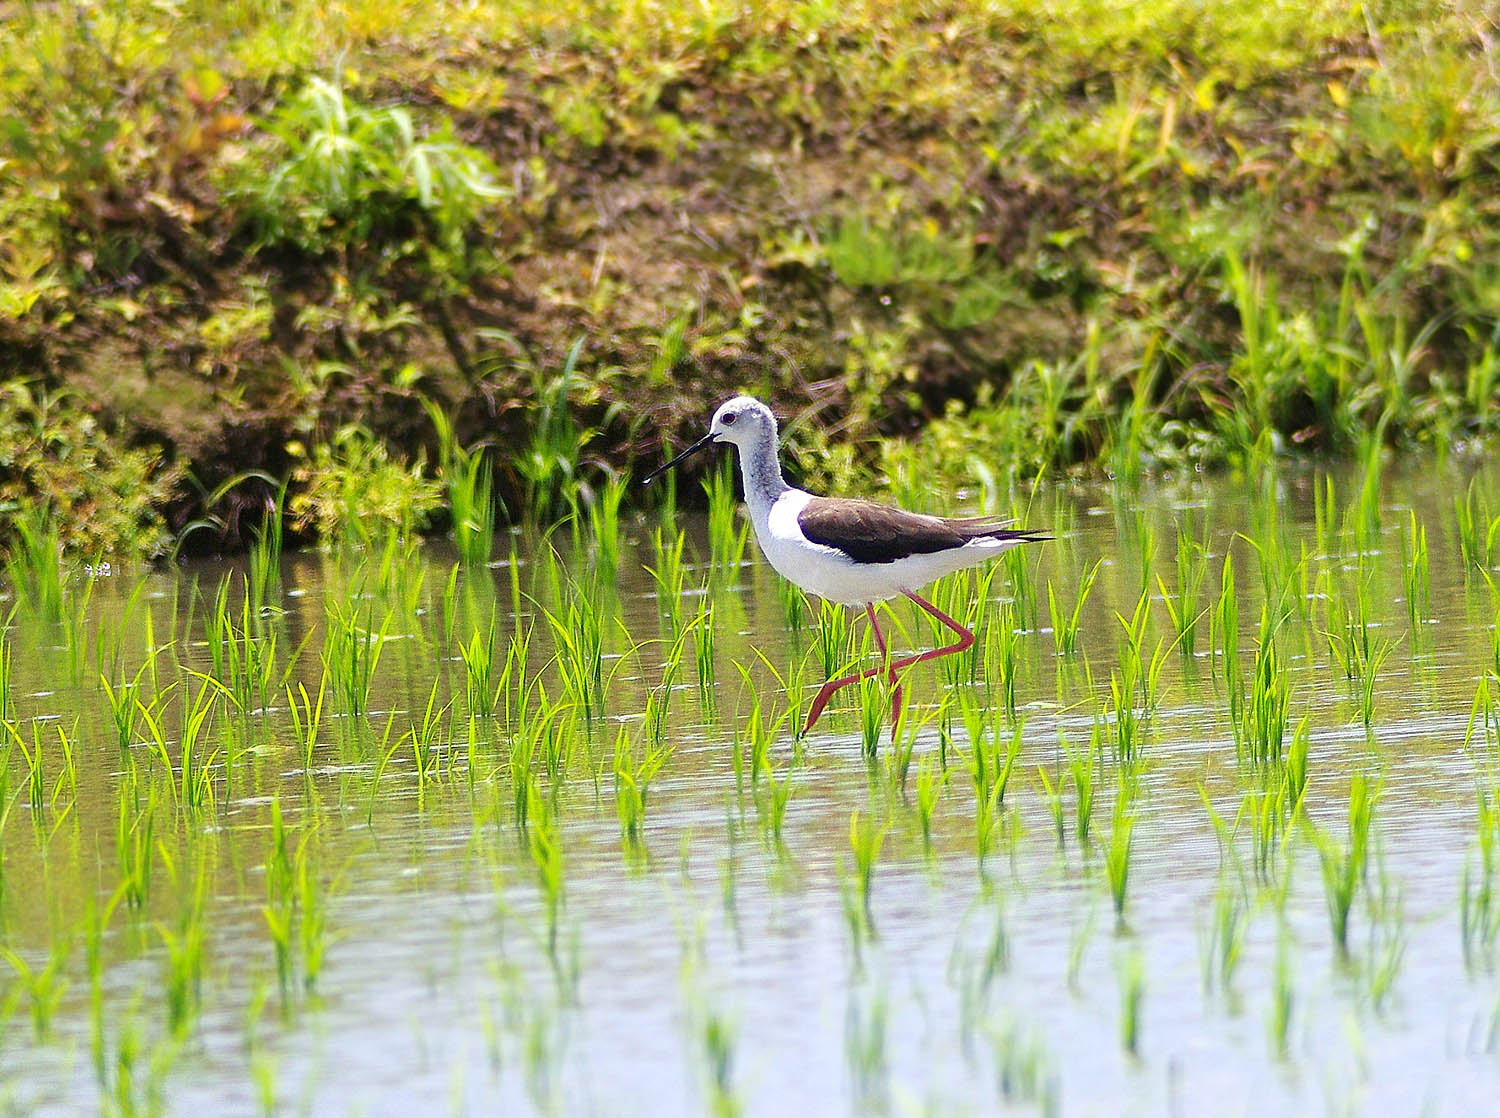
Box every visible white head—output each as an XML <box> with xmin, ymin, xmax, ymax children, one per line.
<box><xmin>642</xmin><ymin>395</ymin><xmax>786</xmax><ymax>494</ymax></box>
<box><xmin>707</xmin><ymin>395</ymin><xmax>778</xmax><ymax>451</ymax></box>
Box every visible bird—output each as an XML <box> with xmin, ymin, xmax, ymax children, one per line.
<box><xmin>642</xmin><ymin>396</ymin><xmax>1045</xmax><ymax>737</ymax></box>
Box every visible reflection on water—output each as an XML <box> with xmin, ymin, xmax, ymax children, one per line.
<box><xmin>2</xmin><ymin>458</ymin><xmax>1500</xmax><ymax>1115</ymax></box>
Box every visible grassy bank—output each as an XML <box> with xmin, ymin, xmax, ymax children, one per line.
<box><xmin>1</xmin><ymin>0</ymin><xmax>1498</xmax><ymax>553</ymax></box>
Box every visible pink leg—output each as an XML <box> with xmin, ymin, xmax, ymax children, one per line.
<box><xmin>863</xmin><ymin>603</ymin><xmax>903</xmax><ymax>733</ymax></box>
<box><xmin>886</xmin><ymin>590</ymin><xmax>974</xmax><ymax>678</ymax></box>
<box><xmin>803</xmin><ymin>605</ymin><xmax>890</xmax><ymax>734</ymax></box>
<box><xmin>801</xmin><ymin>592</ymin><xmax>974</xmax><ymax>736</ymax></box>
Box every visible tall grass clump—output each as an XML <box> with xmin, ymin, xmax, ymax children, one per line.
<box><xmin>323</xmin><ymin>600</ymin><xmax>391</xmax><ymax>718</ymax></box>
<box><xmin>5</xmin><ymin>504</ymin><xmax>65</xmax><ymax>622</ymax></box>
<box><xmin>1160</xmin><ymin>518</ymin><xmax>1209</xmax><ymax>656</ymax></box>
<box><xmin>237</xmin><ymin>74</ymin><xmax>503</xmax><ymax>267</ymax></box>
<box><xmin>705</xmin><ymin>459</ymin><xmax>749</xmax><ymax>577</ymax></box>
<box><xmin>519</xmin><ymin>337</ymin><xmax>595</xmax><ymax>525</ymax></box>
<box><xmin>425</xmin><ymin>400</ymin><xmax>496</xmax><ymax>566</ymax></box>
<box><xmin>1048</xmin><ymin>559</ymin><xmax>1099</xmax><ymax>657</ymax></box>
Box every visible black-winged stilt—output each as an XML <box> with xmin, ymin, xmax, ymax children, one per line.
<box><xmin>643</xmin><ymin>396</ymin><xmax>1045</xmax><ymax>736</ymax></box>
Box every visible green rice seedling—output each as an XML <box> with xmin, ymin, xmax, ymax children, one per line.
<box><xmin>1400</xmin><ymin>511</ymin><xmax>1430</xmax><ymax>633</ymax></box>
<box><xmin>1003</xmin><ymin>528</ymin><xmax>1039</xmax><ymax>631</ymax></box>
<box><xmin>732</xmin><ymin>685</ymin><xmax>777</xmax><ymax>792</ymax></box>
<box><xmin>1239</xmin><ymin>786</ymin><xmax>1289</xmax><ymax>884</ymax></box>
<box><xmin>1282</xmin><ymin>715</ymin><xmax>1311</xmax><ymax>813</ymax></box>
<box><xmin>1351</xmin><ymin>427</ymin><xmax>1384</xmax><ymax>554</ymax></box>
<box><xmin>437</xmin><ymin>420</ymin><xmax>497</xmax><ymax>567</ymax></box>
<box><xmin>1068</xmin><ymin>731</ymin><xmax>1098</xmax><ymax>846</ymax></box>
<box><xmin>991</xmin><ymin>1017</ymin><xmax>1058</xmax><ymax>1112</ymax></box>
<box><xmin>959</xmin><ymin>695</ymin><xmax>1022</xmax><ymax>862</ymax></box>
<box><xmin>648</xmin><ymin>622</ymin><xmax>693</xmax><ymax>747</ymax></box>
<box><xmin>1117</xmin><ymin>947</ymin><xmax>1144</xmax><ymax>1057</ymax></box>
<box><xmin>1461</xmin><ymin>786</ymin><xmax>1500</xmax><ymax>969</ymax></box>
<box><xmin>704</xmin><ymin>458</ymin><xmax>750</xmax><ymax>578</ymax></box>
<box><xmin>61</xmin><ymin>572</ymin><xmax>95</xmax><ymax>682</ymax></box>
<box><xmin>525</xmin><ymin>777</ymin><xmax>566</xmax><ymax>960</ymax></box>
<box><xmin>1060</xmin><ymin>906</ymin><xmax>1095</xmax><ymax>994</ymax></box>
<box><xmin>1354</xmin><ymin>637</ymin><xmax>1397</xmax><ymax>733</ymax></box>
<box><xmin>843</xmin><ymin>989</ymin><xmax>888</xmax><ymax>1108</ymax></box>
<box><xmin>1215</xmin><ymin>552</ymin><xmax>1241</xmax><ymax>691</ymax></box>
<box><xmin>816</xmin><ymin>597</ymin><xmax>853</xmax><ymax>682</ymax></box>
<box><xmin>988</xmin><ymin>599</ymin><xmax>1021</xmax><ymax>720</ymax></box>
<box><xmin>1104</xmin><ymin>791</ymin><xmax>1135</xmax><ymax>925</ymax></box>
<box><xmin>777</xmin><ymin>577</ymin><xmax>809</xmax><ymax>638</ymax></box>
<box><xmin>759</xmin><ymin>761</ymin><xmax>795</xmax><ymax>846</ymax></box>
<box><xmin>295</xmin><ymin>832</ymin><xmax>332</xmax><ymax>993</ymax></box>
<box><xmin>1199</xmin><ymin>873</ymin><xmax>1249</xmax><ymax>1000</ymax></box>
<box><xmin>410</xmin><ymin>679</ymin><xmax>450</xmax><ymax>788</ymax></box>
<box><xmin>646</xmin><ymin>526</ymin><xmax>690</xmax><ymax>640</ymax></box>
<box><xmin>914</xmin><ymin>750</ymin><xmax>947</xmax><ymax>854</ymax></box>
<box><xmin>364</xmin><ymin>712</ymin><xmax>404</xmax><ymax>826</ymax></box>
<box><xmin>519</xmin><ymin>336</ymin><xmax>592</xmax><ymax>524</ymax></box>
<box><xmin>438</xmin><ymin>562</ymin><xmax>462</xmax><ymax>647</ymax></box>
<box><xmin>460</xmin><ymin>612</ymin><xmax>498</xmax><ymax>720</ymax></box>
<box><xmin>4</xmin><ymin>503</ymin><xmax>65</xmax><ymax>622</ymax></box>
<box><xmin>322</xmin><ymin>599</ymin><xmax>391</xmax><ymax>718</ymax></box>
<box><xmin>101</xmin><ymin>660</ymin><xmax>152</xmax><ymax>749</ymax></box>
<box><xmin>857</xmin><ymin>675</ymin><xmax>884</xmax><ymax>760</ymax></box>
<box><xmin>1464</xmin><ymin>674</ymin><xmax>1500</xmax><ymax>756</ymax></box>
<box><xmin>263</xmin><ymin>798</ymin><xmax>296</xmax><ymax>1000</ymax></box>
<box><xmin>692</xmin><ymin>601</ymin><xmax>717</xmax><ymax>706</ymax></box>
<box><xmin>1322</xmin><ymin>577</ymin><xmax>1363</xmax><ymax>681</ymax></box>
<box><xmin>1269</xmin><ymin>925</ymin><xmax>1294</xmax><ymax>1060</ymax></box>
<box><xmin>613</xmin><ymin>724</ymin><xmax>673</xmax><ymax>848</ymax></box>
<box><xmin>4</xmin><ymin>720</ymin><xmax>47</xmax><ymax>815</ymax></box>
<box><xmin>285</xmin><ymin>669</ymin><xmax>329</xmax><ymax>773</ymax></box>
<box><xmin>158</xmin><ymin>854</ymin><xmax>208</xmax><ymax>1037</ymax></box>
<box><xmin>53</xmin><ymin>720</ymin><xmax>78</xmax><ymax>807</ymax></box>
<box><xmin>1108</xmin><ymin>668</ymin><xmax>1143</xmax><ymax>769</ymax></box>
<box><xmin>699</xmin><ymin>1009</ymin><xmax>740</xmax><ymax>1118</ymax></box>
<box><xmin>246</xmin><ymin>478</ymin><xmax>288</xmax><ymax>613</ymax></box>
<box><xmin>1454</xmin><ymin>478</ymin><xmax>1500</xmax><ymax>574</ymax></box>
<box><xmin>135</xmin><ymin>678</ymin><xmax>220</xmax><ymax>810</ymax></box>
<box><xmin>497</xmin><ymin>622</ymin><xmax>535</xmax><ymax>734</ymax></box>
<box><xmin>1036</xmin><ymin>764</ymin><xmax>1066</xmax><ymax>847</ymax></box>
<box><xmin>1315</xmin><ymin>771</ymin><xmax>1380</xmax><ymax>959</ymax></box>
<box><xmin>540</xmin><ymin>582</ymin><xmax>604</xmax><ymax>725</ymax></box>
<box><xmin>2</xmin><ymin>936</ymin><xmax>71</xmax><ymax>1038</ymax></box>
<box><xmin>1238</xmin><ymin>613</ymin><xmax>1290</xmax><ymax>767</ymax></box>
<box><xmin>947</xmin><ymin>566</ymin><xmax>995</xmax><ymax>686</ymax></box>
<box><xmin>883</xmin><ymin>690</ymin><xmax>935</xmax><ymax>794</ymax></box>
<box><xmin>848</xmin><ymin>809</ymin><xmax>888</xmax><ymax>935</ymax></box>
<box><xmin>1047</xmin><ymin>559</ymin><xmax>1100</xmax><ymax>657</ymax></box>
<box><xmin>116</xmin><ymin>771</ymin><xmax>156</xmax><ymax>909</ymax></box>
<box><xmin>587</xmin><ymin>474</ymin><xmax>628</xmax><ymax>576</ymax></box>
<box><xmin>1159</xmin><ymin>517</ymin><xmax>1209</xmax><ymax>656</ymax></box>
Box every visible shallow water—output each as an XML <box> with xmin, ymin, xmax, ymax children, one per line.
<box><xmin>2</xmin><ymin>458</ymin><xmax>1500</xmax><ymax>1116</ymax></box>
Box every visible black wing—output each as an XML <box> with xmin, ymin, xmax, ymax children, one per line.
<box><xmin>797</xmin><ymin>497</ymin><xmax>1045</xmax><ymax>564</ymax></box>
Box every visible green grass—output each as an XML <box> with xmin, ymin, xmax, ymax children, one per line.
<box><xmin>2</xmin><ymin>1</ymin><xmax>1500</xmax><ymax>555</ymax></box>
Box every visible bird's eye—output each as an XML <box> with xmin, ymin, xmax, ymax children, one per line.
<box><xmin>721</xmin><ymin>412</ymin><xmax>738</xmax><ymax>425</ymax></box>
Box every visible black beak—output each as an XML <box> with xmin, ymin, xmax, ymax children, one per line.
<box><xmin>641</xmin><ymin>432</ymin><xmax>716</xmax><ymax>486</ymax></box>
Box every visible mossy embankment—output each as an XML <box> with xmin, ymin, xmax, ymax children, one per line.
<box><xmin>1</xmin><ymin>0</ymin><xmax>1497</xmax><ymax>553</ymax></box>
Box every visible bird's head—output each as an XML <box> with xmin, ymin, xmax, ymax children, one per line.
<box><xmin>642</xmin><ymin>396</ymin><xmax>777</xmax><ymax>485</ymax></box>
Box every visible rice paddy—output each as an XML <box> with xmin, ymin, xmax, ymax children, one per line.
<box><xmin>2</xmin><ymin>454</ymin><xmax>1500</xmax><ymax>1115</ymax></box>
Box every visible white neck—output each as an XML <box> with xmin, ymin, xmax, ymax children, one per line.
<box><xmin>736</xmin><ymin>431</ymin><xmax>790</xmax><ymax>519</ymax></box>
